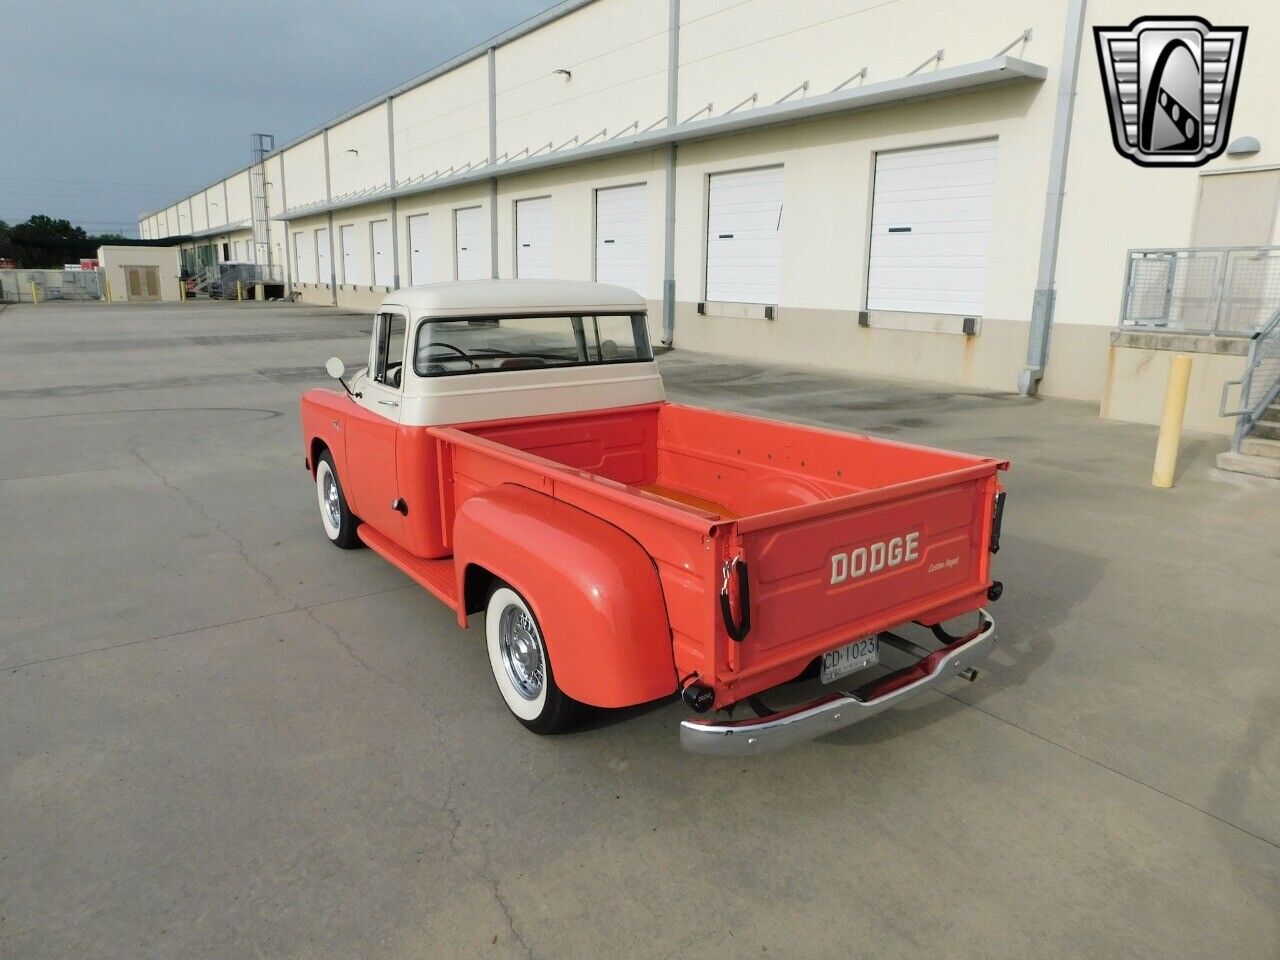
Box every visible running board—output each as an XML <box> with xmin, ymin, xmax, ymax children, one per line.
<box><xmin>357</xmin><ymin>525</ymin><xmax>460</xmax><ymax>611</ymax></box>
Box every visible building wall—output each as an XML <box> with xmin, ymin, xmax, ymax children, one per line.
<box><xmin>283</xmin><ymin>134</ymin><xmax>329</xmax><ymax>209</ymax></box>
<box><xmin>494</xmin><ymin>0</ymin><xmax>668</xmax><ymax>158</ymax></box>
<box><xmin>98</xmin><ymin>245</ymin><xmax>182</xmax><ymax>302</ymax></box>
<box><xmin>330</xmin><ymin>104</ymin><xmax>393</xmax><ymax>195</ymax></box>
<box><xmin>393</xmin><ymin>57</ymin><xmax>490</xmax><ymax>179</ymax></box>
<box><xmin>140</xmin><ymin>0</ymin><xmax>1280</xmax><ymax>431</ymax></box>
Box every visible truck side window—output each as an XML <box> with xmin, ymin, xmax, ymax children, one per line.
<box><xmin>372</xmin><ymin>312</ymin><xmax>407</xmax><ymax>389</ymax></box>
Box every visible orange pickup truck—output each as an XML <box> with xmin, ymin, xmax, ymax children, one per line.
<box><xmin>301</xmin><ymin>280</ymin><xmax>1007</xmax><ymax>755</ymax></box>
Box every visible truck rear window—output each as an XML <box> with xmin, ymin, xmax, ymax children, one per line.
<box><xmin>413</xmin><ymin>313</ymin><xmax>652</xmax><ymax>376</ymax></box>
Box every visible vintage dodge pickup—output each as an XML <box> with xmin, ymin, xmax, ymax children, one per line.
<box><xmin>301</xmin><ymin>280</ymin><xmax>1007</xmax><ymax>755</ymax></box>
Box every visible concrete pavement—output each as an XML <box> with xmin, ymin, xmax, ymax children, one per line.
<box><xmin>2</xmin><ymin>301</ymin><xmax>1276</xmax><ymax>959</ymax></box>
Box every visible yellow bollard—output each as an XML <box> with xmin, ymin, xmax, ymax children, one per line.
<box><xmin>236</xmin><ymin>280</ymin><xmax>243</xmax><ymax>302</ymax></box>
<box><xmin>179</xmin><ymin>280</ymin><xmax>187</xmax><ymax>302</ymax></box>
<box><xmin>29</xmin><ymin>281</ymin><xmax>39</xmax><ymax>304</ymax></box>
<box><xmin>105</xmin><ymin>280</ymin><xmax>113</xmax><ymax>303</ymax></box>
<box><xmin>1152</xmin><ymin>353</ymin><xmax>1192</xmax><ymax>488</ymax></box>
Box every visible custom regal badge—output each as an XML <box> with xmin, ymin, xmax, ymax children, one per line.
<box><xmin>1094</xmin><ymin>16</ymin><xmax>1247</xmax><ymax>167</ymax></box>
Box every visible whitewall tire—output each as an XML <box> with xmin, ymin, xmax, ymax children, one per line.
<box><xmin>485</xmin><ymin>583</ymin><xmax>579</xmax><ymax>734</ymax></box>
<box><xmin>315</xmin><ymin>451</ymin><xmax>361</xmax><ymax>549</ymax></box>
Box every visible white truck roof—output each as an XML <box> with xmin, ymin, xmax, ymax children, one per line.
<box><xmin>389</xmin><ymin>279</ymin><xmax>647</xmax><ymax>318</ymax></box>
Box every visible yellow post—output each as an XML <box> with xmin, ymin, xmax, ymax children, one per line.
<box><xmin>105</xmin><ymin>280</ymin><xmax>113</xmax><ymax>303</ymax></box>
<box><xmin>236</xmin><ymin>280</ymin><xmax>243</xmax><ymax>302</ymax></box>
<box><xmin>29</xmin><ymin>281</ymin><xmax>39</xmax><ymax>304</ymax></box>
<box><xmin>1152</xmin><ymin>353</ymin><xmax>1192</xmax><ymax>489</ymax></box>
<box><xmin>179</xmin><ymin>279</ymin><xmax>187</xmax><ymax>302</ymax></box>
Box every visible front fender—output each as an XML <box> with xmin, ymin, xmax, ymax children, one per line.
<box><xmin>300</xmin><ymin>388</ymin><xmax>350</xmax><ymax>477</ymax></box>
<box><xmin>453</xmin><ymin>485</ymin><xmax>676</xmax><ymax>709</ymax></box>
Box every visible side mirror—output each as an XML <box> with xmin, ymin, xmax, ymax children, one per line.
<box><xmin>325</xmin><ymin>357</ymin><xmax>346</xmax><ymax>380</ymax></box>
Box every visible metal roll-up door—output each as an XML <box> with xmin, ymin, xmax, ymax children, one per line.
<box><xmin>339</xmin><ymin>224</ymin><xmax>360</xmax><ymax>285</ymax></box>
<box><xmin>454</xmin><ymin>206</ymin><xmax>485</xmax><ymax>281</ymax></box>
<box><xmin>705</xmin><ymin>166</ymin><xmax>783</xmax><ymax>304</ymax></box>
<box><xmin>867</xmin><ymin>139</ymin><xmax>998</xmax><ymax>315</ymax></box>
<box><xmin>595</xmin><ymin>183</ymin><xmax>647</xmax><ymax>296</ymax></box>
<box><xmin>371</xmin><ymin>219</ymin><xmax>392</xmax><ymax>287</ymax></box>
<box><xmin>407</xmin><ymin>214</ymin><xmax>431</xmax><ymax>285</ymax></box>
<box><xmin>315</xmin><ymin>227</ymin><xmax>331</xmax><ymax>285</ymax></box>
<box><xmin>293</xmin><ymin>231</ymin><xmax>311</xmax><ymax>283</ymax></box>
<box><xmin>515</xmin><ymin>196</ymin><xmax>552</xmax><ymax>280</ymax></box>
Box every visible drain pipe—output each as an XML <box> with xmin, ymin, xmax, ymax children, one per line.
<box><xmin>1019</xmin><ymin>0</ymin><xmax>1088</xmax><ymax>396</ymax></box>
<box><xmin>660</xmin><ymin>0</ymin><xmax>680</xmax><ymax>346</ymax></box>
<box><xmin>488</xmin><ymin>47</ymin><xmax>500</xmax><ymax>279</ymax></box>
<box><xmin>323</xmin><ymin>127</ymin><xmax>338</xmax><ymax>305</ymax></box>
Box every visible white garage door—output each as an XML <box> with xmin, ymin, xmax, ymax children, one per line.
<box><xmin>595</xmin><ymin>184</ymin><xmax>647</xmax><ymax>296</ymax></box>
<box><xmin>293</xmin><ymin>231</ymin><xmax>311</xmax><ymax>283</ymax></box>
<box><xmin>371</xmin><ymin>219</ymin><xmax>392</xmax><ymax>287</ymax></box>
<box><xmin>407</xmin><ymin>214</ymin><xmax>431</xmax><ymax>285</ymax></box>
<box><xmin>454</xmin><ymin>206</ymin><xmax>486</xmax><ymax>280</ymax></box>
<box><xmin>705</xmin><ymin>166</ymin><xmax>783</xmax><ymax>304</ymax></box>
<box><xmin>339</xmin><ymin>224</ymin><xmax>360</xmax><ymax>285</ymax></box>
<box><xmin>867</xmin><ymin>139</ymin><xmax>997</xmax><ymax>316</ymax></box>
<box><xmin>515</xmin><ymin>197</ymin><xmax>552</xmax><ymax>279</ymax></box>
<box><xmin>315</xmin><ymin>227</ymin><xmax>331</xmax><ymax>285</ymax></box>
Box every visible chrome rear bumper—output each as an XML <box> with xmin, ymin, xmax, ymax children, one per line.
<box><xmin>679</xmin><ymin>611</ymin><xmax>996</xmax><ymax>757</ymax></box>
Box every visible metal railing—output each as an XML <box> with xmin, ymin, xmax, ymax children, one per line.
<box><xmin>0</xmin><ymin>269</ymin><xmax>105</xmax><ymax>303</ymax></box>
<box><xmin>1119</xmin><ymin>246</ymin><xmax>1280</xmax><ymax>337</ymax></box>
<box><xmin>1221</xmin><ymin>306</ymin><xmax>1280</xmax><ymax>452</ymax></box>
<box><xmin>217</xmin><ymin>262</ymin><xmax>285</xmax><ymax>285</ymax></box>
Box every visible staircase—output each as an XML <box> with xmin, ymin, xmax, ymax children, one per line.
<box><xmin>1219</xmin><ymin>308</ymin><xmax>1280</xmax><ymax>478</ymax></box>
<box><xmin>188</xmin><ymin>265</ymin><xmax>217</xmax><ymax>296</ymax></box>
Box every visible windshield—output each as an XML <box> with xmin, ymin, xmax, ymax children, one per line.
<box><xmin>413</xmin><ymin>313</ymin><xmax>652</xmax><ymax>376</ymax></box>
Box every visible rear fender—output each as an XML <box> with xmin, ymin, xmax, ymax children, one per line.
<box><xmin>452</xmin><ymin>484</ymin><xmax>676</xmax><ymax>709</ymax></box>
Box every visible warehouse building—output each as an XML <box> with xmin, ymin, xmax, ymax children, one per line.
<box><xmin>140</xmin><ymin>0</ymin><xmax>1280</xmax><ymax>439</ymax></box>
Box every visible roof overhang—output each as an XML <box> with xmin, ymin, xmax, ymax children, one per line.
<box><xmin>181</xmin><ymin>221</ymin><xmax>251</xmax><ymax>239</ymax></box>
<box><xmin>276</xmin><ymin>55</ymin><xmax>1046</xmax><ymax>223</ymax></box>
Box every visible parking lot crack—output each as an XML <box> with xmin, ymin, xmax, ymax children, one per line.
<box><xmin>126</xmin><ymin>441</ymin><xmax>298</xmax><ymax>607</ymax></box>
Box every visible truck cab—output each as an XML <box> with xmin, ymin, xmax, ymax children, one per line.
<box><xmin>302</xmin><ymin>280</ymin><xmax>1007</xmax><ymax>754</ymax></box>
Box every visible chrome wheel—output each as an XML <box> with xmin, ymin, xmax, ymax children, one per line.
<box><xmin>497</xmin><ymin>603</ymin><xmax>544</xmax><ymax>701</ymax></box>
<box><xmin>322</xmin><ymin>471</ymin><xmax>341</xmax><ymax>530</ymax></box>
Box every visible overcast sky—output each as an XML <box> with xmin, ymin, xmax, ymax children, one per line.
<box><xmin>0</xmin><ymin>0</ymin><xmax>560</xmax><ymax>236</ymax></box>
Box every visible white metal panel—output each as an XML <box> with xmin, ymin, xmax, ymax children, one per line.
<box><xmin>705</xmin><ymin>166</ymin><xmax>783</xmax><ymax>304</ymax></box>
<box><xmin>407</xmin><ymin>214</ymin><xmax>431</xmax><ymax>285</ymax></box>
<box><xmin>515</xmin><ymin>196</ymin><xmax>553</xmax><ymax>280</ymax></box>
<box><xmin>595</xmin><ymin>183</ymin><xmax>647</xmax><ymax>297</ymax></box>
<box><xmin>315</xmin><ymin>227</ymin><xmax>331</xmax><ymax>284</ymax></box>
<box><xmin>339</xmin><ymin>224</ymin><xmax>361</xmax><ymax>285</ymax></box>
<box><xmin>454</xmin><ymin>206</ymin><xmax>486</xmax><ymax>281</ymax></box>
<box><xmin>371</xmin><ymin>219</ymin><xmax>393</xmax><ymax>287</ymax></box>
<box><xmin>293</xmin><ymin>231</ymin><xmax>312</xmax><ymax>283</ymax></box>
<box><xmin>867</xmin><ymin>139</ymin><xmax>998</xmax><ymax>316</ymax></box>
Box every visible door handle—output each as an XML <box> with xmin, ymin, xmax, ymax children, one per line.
<box><xmin>377</xmin><ymin>399</ymin><xmax>399</xmax><ymax>407</ymax></box>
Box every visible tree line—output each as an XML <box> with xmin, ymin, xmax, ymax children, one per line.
<box><xmin>0</xmin><ymin>215</ymin><xmax>129</xmax><ymax>268</ymax></box>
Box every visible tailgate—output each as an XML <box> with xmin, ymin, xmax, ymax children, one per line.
<box><xmin>722</xmin><ymin>467</ymin><xmax>1002</xmax><ymax>686</ymax></box>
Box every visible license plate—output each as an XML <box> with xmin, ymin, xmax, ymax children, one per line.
<box><xmin>819</xmin><ymin>635</ymin><xmax>880</xmax><ymax>684</ymax></box>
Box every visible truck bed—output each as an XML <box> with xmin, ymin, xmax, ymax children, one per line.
<box><xmin>415</xmin><ymin>401</ymin><xmax>1006</xmax><ymax>707</ymax></box>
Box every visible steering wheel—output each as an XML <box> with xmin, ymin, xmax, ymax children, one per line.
<box><xmin>424</xmin><ymin>341</ymin><xmax>478</xmax><ymax>369</ymax></box>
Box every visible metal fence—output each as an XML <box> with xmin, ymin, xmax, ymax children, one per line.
<box><xmin>1119</xmin><ymin>246</ymin><xmax>1280</xmax><ymax>337</ymax></box>
<box><xmin>0</xmin><ymin>268</ymin><xmax>105</xmax><ymax>303</ymax></box>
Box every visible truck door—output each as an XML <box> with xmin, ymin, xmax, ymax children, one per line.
<box><xmin>345</xmin><ymin>309</ymin><xmax>407</xmax><ymax>543</ymax></box>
